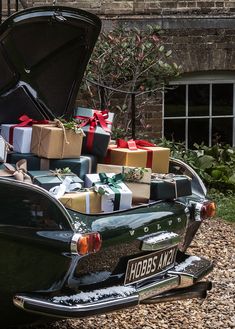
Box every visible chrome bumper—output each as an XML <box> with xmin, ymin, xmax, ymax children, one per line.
<box><xmin>13</xmin><ymin>254</ymin><xmax>213</xmax><ymax>318</ymax></box>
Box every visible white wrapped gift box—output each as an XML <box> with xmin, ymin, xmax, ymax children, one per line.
<box><xmin>85</xmin><ymin>173</ymin><xmax>132</xmax><ymax>212</ymax></box>
<box><xmin>1</xmin><ymin>124</ymin><xmax>32</xmax><ymax>153</ymax></box>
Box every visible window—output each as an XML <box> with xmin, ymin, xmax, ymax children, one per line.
<box><xmin>163</xmin><ymin>73</ymin><xmax>235</xmax><ymax>148</ymax></box>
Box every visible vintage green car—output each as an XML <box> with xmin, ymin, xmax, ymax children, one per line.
<box><xmin>0</xmin><ymin>6</ymin><xmax>215</xmax><ymax>327</ymax></box>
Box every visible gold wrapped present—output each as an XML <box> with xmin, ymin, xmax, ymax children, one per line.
<box><xmin>97</xmin><ymin>164</ymin><xmax>151</xmax><ymax>203</ymax></box>
<box><xmin>109</xmin><ymin>142</ymin><xmax>170</xmax><ymax>174</ymax></box>
<box><xmin>31</xmin><ymin>121</ymin><xmax>85</xmax><ymax>159</ymax></box>
<box><xmin>59</xmin><ymin>190</ymin><xmax>101</xmax><ymax>214</ymax></box>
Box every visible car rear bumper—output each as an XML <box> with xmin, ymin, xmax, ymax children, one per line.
<box><xmin>13</xmin><ymin>254</ymin><xmax>213</xmax><ymax>318</ymax></box>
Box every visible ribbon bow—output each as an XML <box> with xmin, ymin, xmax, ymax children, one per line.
<box><xmin>49</xmin><ymin>176</ymin><xmax>83</xmax><ymax>199</ymax></box>
<box><xmin>9</xmin><ymin>115</ymin><xmax>50</xmax><ymax>144</ymax></box>
<box><xmin>98</xmin><ymin>173</ymin><xmax>124</xmax><ymax>211</ymax></box>
<box><xmin>76</xmin><ymin>110</ymin><xmax>111</xmax><ymax>133</ymax></box>
<box><xmin>75</xmin><ymin>110</ymin><xmax>111</xmax><ymax>153</ymax></box>
<box><xmin>116</xmin><ymin>139</ymin><xmax>156</xmax><ymax>168</ymax></box>
<box><xmin>99</xmin><ymin>173</ymin><xmax>124</xmax><ymax>188</ymax></box>
<box><xmin>1</xmin><ymin>159</ymin><xmax>32</xmax><ymax>184</ymax></box>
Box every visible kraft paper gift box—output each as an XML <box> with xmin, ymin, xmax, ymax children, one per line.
<box><xmin>59</xmin><ymin>191</ymin><xmax>101</xmax><ymax>214</ymax></box>
<box><xmin>85</xmin><ymin>173</ymin><xmax>132</xmax><ymax>212</ymax></box>
<box><xmin>74</xmin><ymin>108</ymin><xmax>114</xmax><ymax>158</ymax></box>
<box><xmin>150</xmin><ymin>174</ymin><xmax>192</xmax><ymax>200</ymax></box>
<box><xmin>31</xmin><ymin>124</ymin><xmax>84</xmax><ymax>159</ymax></box>
<box><xmin>28</xmin><ymin>170</ymin><xmax>84</xmax><ymax>191</ymax></box>
<box><xmin>1</xmin><ymin>124</ymin><xmax>32</xmax><ymax>153</ymax></box>
<box><xmin>109</xmin><ymin>146</ymin><xmax>170</xmax><ymax>174</ymax></box>
<box><xmin>97</xmin><ymin>164</ymin><xmax>151</xmax><ymax>203</ymax></box>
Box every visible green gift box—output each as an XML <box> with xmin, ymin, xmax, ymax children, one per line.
<box><xmin>150</xmin><ymin>174</ymin><xmax>192</xmax><ymax>200</ymax></box>
<box><xmin>28</xmin><ymin>170</ymin><xmax>84</xmax><ymax>191</ymax></box>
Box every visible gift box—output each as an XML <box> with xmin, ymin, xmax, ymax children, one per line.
<box><xmin>150</xmin><ymin>174</ymin><xmax>192</xmax><ymax>200</ymax></box>
<box><xmin>75</xmin><ymin>108</ymin><xmax>114</xmax><ymax>158</ymax></box>
<box><xmin>97</xmin><ymin>164</ymin><xmax>151</xmax><ymax>203</ymax></box>
<box><xmin>7</xmin><ymin>152</ymin><xmax>50</xmax><ymax>170</ymax></box>
<box><xmin>0</xmin><ymin>136</ymin><xmax>10</xmax><ymax>163</ymax></box>
<box><xmin>50</xmin><ymin>155</ymin><xmax>97</xmax><ymax>180</ymax></box>
<box><xmin>1</xmin><ymin>124</ymin><xmax>32</xmax><ymax>153</ymax></box>
<box><xmin>31</xmin><ymin>123</ymin><xmax>84</xmax><ymax>159</ymax></box>
<box><xmin>74</xmin><ymin>107</ymin><xmax>114</xmax><ymax>130</ymax></box>
<box><xmin>59</xmin><ymin>191</ymin><xmax>101</xmax><ymax>214</ymax></box>
<box><xmin>85</xmin><ymin>173</ymin><xmax>132</xmax><ymax>212</ymax></box>
<box><xmin>28</xmin><ymin>170</ymin><xmax>84</xmax><ymax>191</ymax></box>
<box><xmin>7</xmin><ymin>152</ymin><xmax>97</xmax><ymax>177</ymax></box>
<box><xmin>1</xmin><ymin>124</ymin><xmax>13</xmax><ymax>143</ymax></box>
<box><xmin>108</xmin><ymin>140</ymin><xmax>170</xmax><ymax>174</ymax></box>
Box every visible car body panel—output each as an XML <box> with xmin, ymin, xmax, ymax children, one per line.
<box><xmin>0</xmin><ymin>6</ymin><xmax>213</xmax><ymax>327</ymax></box>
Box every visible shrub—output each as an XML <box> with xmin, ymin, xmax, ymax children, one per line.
<box><xmin>158</xmin><ymin>139</ymin><xmax>235</xmax><ymax>193</ymax></box>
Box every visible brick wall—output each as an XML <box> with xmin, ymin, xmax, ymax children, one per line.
<box><xmin>8</xmin><ymin>0</ymin><xmax>235</xmax><ymax>139</ymax></box>
<box><xmin>28</xmin><ymin>0</ymin><xmax>235</xmax><ymax>15</ymax></box>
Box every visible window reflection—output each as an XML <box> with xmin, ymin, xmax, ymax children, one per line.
<box><xmin>164</xmin><ymin>119</ymin><xmax>185</xmax><ymax>143</ymax></box>
<box><xmin>165</xmin><ymin>85</ymin><xmax>186</xmax><ymax>117</ymax></box>
<box><xmin>212</xmin><ymin>118</ymin><xmax>233</xmax><ymax>145</ymax></box>
<box><xmin>188</xmin><ymin>84</ymin><xmax>209</xmax><ymax>116</ymax></box>
<box><xmin>188</xmin><ymin>119</ymin><xmax>209</xmax><ymax>148</ymax></box>
<box><xmin>0</xmin><ymin>184</ymin><xmax>69</xmax><ymax>229</ymax></box>
<box><xmin>212</xmin><ymin>84</ymin><xmax>233</xmax><ymax>116</ymax></box>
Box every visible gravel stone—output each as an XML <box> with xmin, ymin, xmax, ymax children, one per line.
<box><xmin>25</xmin><ymin>218</ymin><xmax>235</xmax><ymax>329</ymax></box>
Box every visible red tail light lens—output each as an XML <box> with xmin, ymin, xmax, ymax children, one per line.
<box><xmin>200</xmin><ymin>201</ymin><xmax>216</xmax><ymax>220</ymax></box>
<box><xmin>71</xmin><ymin>232</ymin><xmax>102</xmax><ymax>256</ymax></box>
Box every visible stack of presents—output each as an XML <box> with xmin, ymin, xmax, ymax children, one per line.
<box><xmin>0</xmin><ymin>108</ymin><xmax>192</xmax><ymax>214</ymax></box>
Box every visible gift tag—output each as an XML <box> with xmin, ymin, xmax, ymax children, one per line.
<box><xmin>127</xmin><ymin>140</ymin><xmax>138</xmax><ymax>150</ymax></box>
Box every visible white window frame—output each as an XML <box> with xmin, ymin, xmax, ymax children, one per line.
<box><xmin>163</xmin><ymin>75</ymin><xmax>235</xmax><ymax>148</ymax></box>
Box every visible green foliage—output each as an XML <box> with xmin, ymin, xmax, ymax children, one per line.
<box><xmin>79</xmin><ymin>26</ymin><xmax>181</xmax><ymax>137</ymax></box>
<box><xmin>208</xmin><ymin>189</ymin><xmax>235</xmax><ymax>222</ymax></box>
<box><xmin>158</xmin><ymin>138</ymin><xmax>235</xmax><ymax>193</ymax></box>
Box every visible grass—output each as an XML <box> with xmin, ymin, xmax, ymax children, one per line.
<box><xmin>208</xmin><ymin>190</ymin><xmax>235</xmax><ymax>223</ymax></box>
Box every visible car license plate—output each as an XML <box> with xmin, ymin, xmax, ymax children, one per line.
<box><xmin>124</xmin><ymin>245</ymin><xmax>178</xmax><ymax>285</ymax></box>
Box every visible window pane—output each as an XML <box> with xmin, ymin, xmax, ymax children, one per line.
<box><xmin>212</xmin><ymin>84</ymin><xmax>233</xmax><ymax>116</ymax></box>
<box><xmin>164</xmin><ymin>85</ymin><xmax>186</xmax><ymax>117</ymax></box>
<box><xmin>212</xmin><ymin>118</ymin><xmax>233</xmax><ymax>145</ymax></box>
<box><xmin>188</xmin><ymin>119</ymin><xmax>209</xmax><ymax>148</ymax></box>
<box><xmin>164</xmin><ymin>119</ymin><xmax>185</xmax><ymax>143</ymax></box>
<box><xmin>188</xmin><ymin>84</ymin><xmax>209</xmax><ymax>116</ymax></box>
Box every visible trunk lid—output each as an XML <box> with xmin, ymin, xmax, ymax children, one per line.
<box><xmin>0</xmin><ymin>6</ymin><xmax>101</xmax><ymax>123</ymax></box>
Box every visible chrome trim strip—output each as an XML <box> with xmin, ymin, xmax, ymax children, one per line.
<box><xmin>141</xmin><ymin>232</ymin><xmax>180</xmax><ymax>251</ymax></box>
<box><xmin>70</xmin><ymin>233</ymin><xmax>82</xmax><ymax>254</ymax></box>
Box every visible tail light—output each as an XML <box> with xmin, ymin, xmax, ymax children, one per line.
<box><xmin>200</xmin><ymin>201</ymin><xmax>216</xmax><ymax>220</ymax></box>
<box><xmin>71</xmin><ymin>232</ymin><xmax>102</xmax><ymax>255</ymax></box>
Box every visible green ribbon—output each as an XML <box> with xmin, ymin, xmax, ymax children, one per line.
<box><xmin>98</xmin><ymin>173</ymin><xmax>124</xmax><ymax>211</ymax></box>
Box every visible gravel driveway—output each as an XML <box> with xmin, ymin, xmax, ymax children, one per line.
<box><xmin>29</xmin><ymin>218</ymin><xmax>235</xmax><ymax>329</ymax></box>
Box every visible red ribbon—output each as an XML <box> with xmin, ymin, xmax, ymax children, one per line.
<box><xmin>9</xmin><ymin>115</ymin><xmax>49</xmax><ymax>144</ymax></box>
<box><xmin>116</xmin><ymin>139</ymin><xmax>156</xmax><ymax>168</ymax></box>
<box><xmin>75</xmin><ymin>110</ymin><xmax>111</xmax><ymax>153</ymax></box>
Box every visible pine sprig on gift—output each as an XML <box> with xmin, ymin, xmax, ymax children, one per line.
<box><xmin>124</xmin><ymin>167</ymin><xmax>149</xmax><ymax>182</ymax></box>
<box><xmin>58</xmin><ymin>117</ymin><xmax>83</xmax><ymax>134</ymax></box>
<box><xmin>54</xmin><ymin>167</ymin><xmax>72</xmax><ymax>174</ymax></box>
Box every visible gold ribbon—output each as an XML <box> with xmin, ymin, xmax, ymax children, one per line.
<box><xmin>0</xmin><ymin>159</ymin><xmax>32</xmax><ymax>183</ymax></box>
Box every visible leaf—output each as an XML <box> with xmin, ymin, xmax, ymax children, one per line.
<box><xmin>198</xmin><ymin>155</ymin><xmax>214</xmax><ymax>170</ymax></box>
